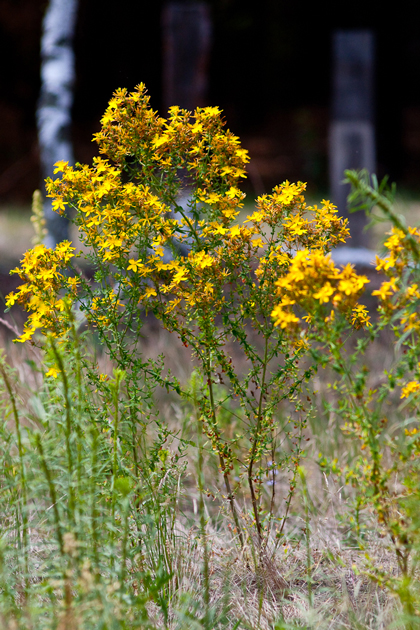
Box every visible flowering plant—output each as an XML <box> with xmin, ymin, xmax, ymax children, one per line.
<box><xmin>6</xmin><ymin>85</ymin><xmax>371</xmax><ymax>550</ymax></box>
<box><xmin>289</xmin><ymin>170</ymin><xmax>420</xmax><ymax>622</ymax></box>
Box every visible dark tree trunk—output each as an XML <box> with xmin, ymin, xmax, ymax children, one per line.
<box><xmin>162</xmin><ymin>2</ymin><xmax>212</xmax><ymax>112</ymax></box>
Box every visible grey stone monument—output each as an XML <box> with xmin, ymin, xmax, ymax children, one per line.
<box><xmin>329</xmin><ymin>30</ymin><xmax>376</xmax><ymax>248</ymax></box>
<box><xmin>162</xmin><ymin>2</ymin><xmax>212</xmax><ymax>112</ymax></box>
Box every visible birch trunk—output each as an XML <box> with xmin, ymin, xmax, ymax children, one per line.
<box><xmin>37</xmin><ymin>0</ymin><xmax>78</xmax><ymax>247</ymax></box>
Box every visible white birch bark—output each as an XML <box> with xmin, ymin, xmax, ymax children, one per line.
<box><xmin>37</xmin><ymin>0</ymin><xmax>78</xmax><ymax>247</ymax></box>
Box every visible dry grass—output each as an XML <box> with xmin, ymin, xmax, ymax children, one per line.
<box><xmin>1</xmin><ymin>197</ymin><xmax>416</xmax><ymax>629</ymax></box>
<box><xmin>1</xmin><ymin>320</ymin><xmax>405</xmax><ymax>629</ymax></box>
<box><xmin>137</xmin><ymin>512</ymin><xmax>398</xmax><ymax>629</ymax></box>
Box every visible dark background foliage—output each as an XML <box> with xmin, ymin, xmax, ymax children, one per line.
<box><xmin>1</xmin><ymin>0</ymin><xmax>420</xmax><ymax>202</ymax></box>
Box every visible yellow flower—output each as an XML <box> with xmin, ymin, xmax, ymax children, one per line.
<box><xmin>100</xmin><ymin>235</ymin><xmax>123</xmax><ymax>250</ymax></box>
<box><xmin>280</xmin><ymin>296</ymin><xmax>296</xmax><ymax>307</ymax></box>
<box><xmin>5</xmin><ymin>292</ymin><xmax>16</xmax><ymax>307</ymax></box>
<box><xmin>235</xmin><ymin>148</ymin><xmax>250</xmax><ymax>162</ymax></box>
<box><xmin>191</xmin><ymin>251</ymin><xmax>213</xmax><ymax>269</ymax></box>
<box><xmin>401</xmin><ymin>312</ymin><xmax>420</xmax><ymax>333</ymax></box>
<box><xmin>152</xmin><ymin>134</ymin><xmax>170</xmax><ymax>149</ymax></box>
<box><xmin>351</xmin><ymin>305</ymin><xmax>372</xmax><ymax>328</ymax></box>
<box><xmin>16</xmin><ymin>329</ymin><xmax>35</xmax><ymax>343</ymax></box>
<box><xmin>141</xmin><ymin>287</ymin><xmax>157</xmax><ymax>300</ymax></box>
<box><xmin>375</xmin><ymin>254</ymin><xmax>396</xmax><ymax>272</ymax></box>
<box><xmin>271</xmin><ymin>305</ymin><xmax>299</xmax><ymax>329</ymax></box>
<box><xmin>401</xmin><ymin>381</ymin><xmax>420</xmax><ymax>399</ymax></box>
<box><xmin>208</xmin><ymin>222</ymin><xmax>228</xmax><ymax>236</ymax></box>
<box><xmin>338</xmin><ymin>277</ymin><xmax>358</xmax><ymax>296</ymax></box>
<box><xmin>53</xmin><ymin>160</ymin><xmax>69</xmax><ymax>174</ymax></box>
<box><xmin>252</xmin><ymin>237</ymin><xmax>264</xmax><ymax>248</ymax></box>
<box><xmin>45</xmin><ymin>367</ymin><xmax>59</xmax><ymax>378</ymax></box>
<box><xmin>205</xmin><ymin>192</ymin><xmax>221</xmax><ymax>204</ymax></box>
<box><xmin>226</xmin><ymin>186</ymin><xmax>243</xmax><ymax>199</ymax></box>
<box><xmin>277</xmin><ymin>181</ymin><xmax>302</xmax><ymax>205</ymax></box>
<box><xmin>172</xmin><ymin>267</ymin><xmax>188</xmax><ymax>284</ymax></box>
<box><xmin>190</xmin><ymin>121</ymin><xmax>203</xmax><ymax>134</ymax></box>
<box><xmin>313</xmin><ymin>283</ymin><xmax>334</xmax><ymax>304</ymax></box>
<box><xmin>203</xmin><ymin>282</ymin><xmax>214</xmax><ymax>295</ymax></box>
<box><xmin>372</xmin><ymin>278</ymin><xmax>398</xmax><ymax>301</ymax></box>
<box><xmin>406</xmin><ymin>284</ymin><xmax>420</xmax><ymax>299</ymax></box>
<box><xmin>52</xmin><ymin>198</ymin><xmax>67</xmax><ymax>213</ymax></box>
<box><xmin>245</xmin><ymin>211</ymin><xmax>265</xmax><ymax>224</ymax></box>
<box><xmin>97</xmin><ymin>180</ymin><xmax>113</xmax><ymax>197</ymax></box>
<box><xmin>229</xmin><ymin>225</ymin><xmax>241</xmax><ymax>238</ymax></box>
<box><xmin>384</xmin><ymin>228</ymin><xmax>405</xmax><ymax>252</ymax></box>
<box><xmin>283</xmin><ymin>215</ymin><xmax>308</xmax><ymax>237</ymax></box>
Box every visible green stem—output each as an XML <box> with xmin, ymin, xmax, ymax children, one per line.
<box><xmin>150</xmin><ymin>170</ymin><xmax>201</xmax><ymax>247</ymax></box>
<box><xmin>346</xmin><ymin>169</ymin><xmax>420</xmax><ymax>263</ymax></box>
<box><xmin>247</xmin><ymin>336</ymin><xmax>269</xmax><ymax>547</ymax></box>
<box><xmin>89</xmin><ymin>427</ymin><xmax>99</xmax><ymax>571</ymax></box>
<box><xmin>206</xmin><ymin>361</ymin><xmax>245</xmax><ymax>548</ymax></box>
<box><xmin>70</xmin><ymin>311</ymin><xmax>84</xmax><ymax>494</ymax></box>
<box><xmin>194</xmin><ymin>376</ymin><xmax>210</xmax><ymax>620</ymax></box>
<box><xmin>119</xmin><ymin>498</ymin><xmax>130</xmax><ymax>590</ymax></box>
<box><xmin>35</xmin><ymin>434</ymin><xmax>64</xmax><ymax>557</ymax></box>
<box><xmin>50</xmin><ymin>339</ymin><xmax>75</xmax><ymax>521</ymax></box>
<box><xmin>333</xmin><ymin>344</ymin><xmax>410</xmax><ymax>576</ymax></box>
<box><xmin>263</xmin><ymin>437</ymin><xmax>277</xmax><ymax>554</ymax></box>
<box><xmin>0</xmin><ymin>366</ymin><xmax>29</xmax><ymax>595</ymax></box>
<box><xmin>127</xmin><ymin>384</ymin><xmax>140</xmax><ymax>480</ymax></box>
<box><xmin>299</xmin><ymin>467</ymin><xmax>313</xmax><ymax>608</ymax></box>
<box><xmin>111</xmin><ymin>371</ymin><xmax>123</xmax><ymax>525</ymax></box>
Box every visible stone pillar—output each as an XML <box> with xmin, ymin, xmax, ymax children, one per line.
<box><xmin>162</xmin><ymin>2</ymin><xmax>212</xmax><ymax>112</ymax></box>
<box><xmin>329</xmin><ymin>30</ymin><xmax>375</xmax><ymax>247</ymax></box>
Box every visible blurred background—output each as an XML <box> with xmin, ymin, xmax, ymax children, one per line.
<box><xmin>1</xmin><ymin>0</ymin><xmax>420</xmax><ymax>263</ymax></box>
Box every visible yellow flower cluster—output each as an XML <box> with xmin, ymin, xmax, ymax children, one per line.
<box><xmin>374</xmin><ymin>226</ymin><xmax>419</xmax><ymax>275</ymax></box>
<box><xmin>249</xmin><ymin>187</ymin><xmax>349</xmax><ymax>250</ymax></box>
<box><xmin>6</xmin><ymin>242</ymin><xmax>76</xmax><ymax>342</ymax></box>
<box><xmin>373</xmin><ymin>225</ymin><xmax>420</xmax><ymax>332</ymax></box>
<box><xmin>7</xmin><ymin>83</ymin><xmax>357</xmax><ymax>346</ymax></box>
<box><xmin>93</xmin><ymin>83</ymin><xmax>249</xmax><ymax>191</ymax></box>
<box><xmin>271</xmin><ymin>249</ymin><xmax>370</xmax><ymax>330</ymax></box>
<box><xmin>401</xmin><ymin>380</ymin><xmax>420</xmax><ymax>399</ymax></box>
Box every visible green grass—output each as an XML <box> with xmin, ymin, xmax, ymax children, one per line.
<box><xmin>2</xmin><ymin>180</ymin><xmax>420</xmax><ymax>629</ymax></box>
<box><xmin>0</xmin><ymin>322</ymin><xmax>410</xmax><ymax>630</ymax></box>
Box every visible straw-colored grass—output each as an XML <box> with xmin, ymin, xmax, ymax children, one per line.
<box><xmin>0</xmin><ymin>320</ymin><xmax>406</xmax><ymax>630</ymax></box>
